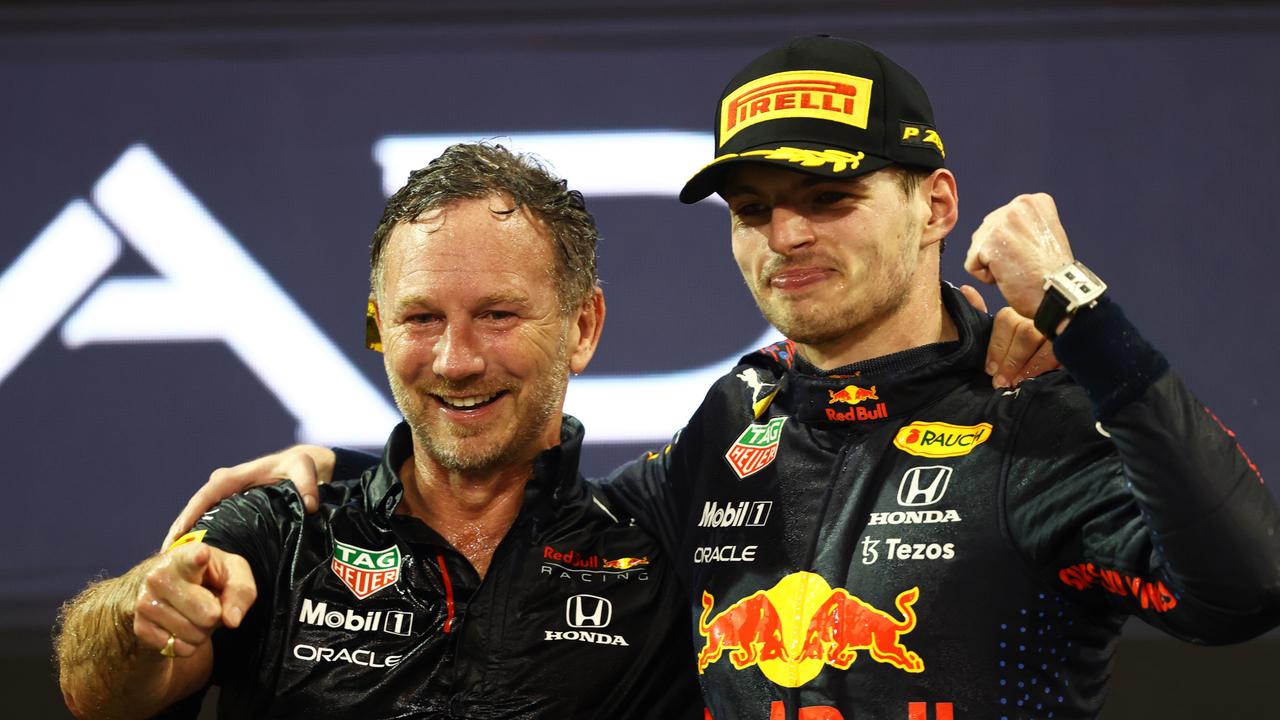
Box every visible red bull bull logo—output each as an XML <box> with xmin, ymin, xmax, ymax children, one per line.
<box><xmin>828</xmin><ymin>384</ymin><xmax>878</xmax><ymax>405</ymax></box>
<box><xmin>602</xmin><ymin>556</ymin><xmax>649</xmax><ymax>570</ymax></box>
<box><xmin>826</xmin><ymin>384</ymin><xmax>887</xmax><ymax>422</ymax></box>
<box><xmin>696</xmin><ymin>572</ymin><xmax>923</xmax><ymax>687</ymax></box>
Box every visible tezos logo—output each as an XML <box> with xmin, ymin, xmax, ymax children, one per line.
<box><xmin>725</xmin><ymin>416</ymin><xmax>788</xmax><ymax>479</ymax></box>
<box><xmin>861</xmin><ymin>536</ymin><xmax>955</xmax><ymax>565</ymax></box>
<box><xmin>893</xmin><ymin>421</ymin><xmax>992</xmax><ymax>458</ymax></box>
<box><xmin>331</xmin><ymin>539</ymin><xmax>402</xmax><ymax>600</ymax></box>
<box><xmin>298</xmin><ymin>598</ymin><xmax>413</xmax><ymax>636</ymax></box>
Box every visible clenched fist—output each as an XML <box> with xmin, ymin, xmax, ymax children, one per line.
<box><xmin>964</xmin><ymin>193</ymin><xmax>1075</xmax><ymax>319</ymax></box>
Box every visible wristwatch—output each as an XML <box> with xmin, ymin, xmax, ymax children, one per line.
<box><xmin>1033</xmin><ymin>260</ymin><xmax>1107</xmax><ymax>339</ymax></box>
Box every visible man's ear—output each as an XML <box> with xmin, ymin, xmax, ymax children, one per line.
<box><xmin>568</xmin><ymin>288</ymin><xmax>606</xmax><ymax>374</ymax></box>
<box><xmin>920</xmin><ymin>168</ymin><xmax>958</xmax><ymax>249</ymax></box>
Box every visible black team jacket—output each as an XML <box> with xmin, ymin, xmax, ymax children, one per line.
<box><xmin>183</xmin><ymin>418</ymin><xmax>702</xmax><ymax>719</ymax></box>
<box><xmin>601</xmin><ymin>285</ymin><xmax>1280</xmax><ymax>720</ymax></box>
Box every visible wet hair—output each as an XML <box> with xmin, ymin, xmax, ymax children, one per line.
<box><xmin>369</xmin><ymin>142</ymin><xmax>599</xmax><ymax>313</ymax></box>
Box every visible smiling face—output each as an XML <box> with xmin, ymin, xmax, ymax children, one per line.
<box><xmin>723</xmin><ymin>164</ymin><xmax>949</xmax><ymax>364</ymax></box>
<box><xmin>374</xmin><ymin>194</ymin><xmax>601</xmax><ymax>474</ymax></box>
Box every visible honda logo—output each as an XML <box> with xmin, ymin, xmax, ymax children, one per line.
<box><xmin>897</xmin><ymin>466</ymin><xmax>952</xmax><ymax>507</ymax></box>
<box><xmin>565</xmin><ymin>594</ymin><xmax>612</xmax><ymax>629</ymax></box>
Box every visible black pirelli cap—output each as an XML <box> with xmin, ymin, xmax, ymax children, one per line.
<box><xmin>679</xmin><ymin>35</ymin><xmax>946</xmax><ymax>204</ymax></box>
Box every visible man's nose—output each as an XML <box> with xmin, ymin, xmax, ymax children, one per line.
<box><xmin>766</xmin><ymin>205</ymin><xmax>815</xmax><ymax>255</ymax></box>
<box><xmin>432</xmin><ymin>323</ymin><xmax>485</xmax><ymax>380</ymax></box>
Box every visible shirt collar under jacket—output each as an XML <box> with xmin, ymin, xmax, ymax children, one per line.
<box><xmin>361</xmin><ymin>415</ymin><xmax>588</xmax><ymax>531</ymax></box>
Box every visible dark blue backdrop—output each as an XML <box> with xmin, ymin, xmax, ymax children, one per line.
<box><xmin>3</xmin><ymin>2</ymin><xmax>1277</xmax><ymax>716</ymax></box>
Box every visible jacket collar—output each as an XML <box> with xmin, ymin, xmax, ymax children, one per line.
<box><xmin>363</xmin><ymin>415</ymin><xmax>588</xmax><ymax>528</ymax></box>
<box><xmin>742</xmin><ymin>283</ymin><xmax>992</xmax><ymax>426</ymax></box>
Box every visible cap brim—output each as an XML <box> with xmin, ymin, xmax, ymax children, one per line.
<box><xmin>678</xmin><ymin>143</ymin><xmax>895</xmax><ymax>204</ymax></box>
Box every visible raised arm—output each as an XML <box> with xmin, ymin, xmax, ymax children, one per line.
<box><xmin>969</xmin><ymin>193</ymin><xmax>1280</xmax><ymax>639</ymax></box>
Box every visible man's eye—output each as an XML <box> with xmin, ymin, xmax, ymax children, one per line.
<box><xmin>406</xmin><ymin>313</ymin><xmax>440</xmax><ymax>324</ymax></box>
<box><xmin>482</xmin><ymin>310</ymin><xmax>517</xmax><ymax>321</ymax></box>
<box><xmin>733</xmin><ymin>202</ymin><xmax>768</xmax><ymax>217</ymax></box>
<box><xmin>813</xmin><ymin>191</ymin><xmax>851</xmax><ymax>205</ymax></box>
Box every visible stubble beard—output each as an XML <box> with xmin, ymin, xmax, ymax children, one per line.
<box><xmin>388</xmin><ymin>353</ymin><xmax>570</xmax><ymax>473</ymax></box>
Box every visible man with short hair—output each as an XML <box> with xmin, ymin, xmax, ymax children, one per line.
<box><xmin>55</xmin><ymin>143</ymin><xmax>703</xmax><ymax>719</ymax></box>
<box><xmin>166</xmin><ymin>36</ymin><xmax>1280</xmax><ymax>719</ymax></box>
<box><xmin>609</xmin><ymin>36</ymin><xmax>1280</xmax><ymax>718</ymax></box>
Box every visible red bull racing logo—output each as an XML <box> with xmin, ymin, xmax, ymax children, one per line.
<box><xmin>826</xmin><ymin>384</ymin><xmax>887</xmax><ymax>422</ymax></box>
<box><xmin>697</xmin><ymin>571</ymin><xmax>923</xmax><ymax>687</ymax></box>
<box><xmin>725</xmin><ymin>416</ymin><xmax>788</xmax><ymax>479</ymax></box>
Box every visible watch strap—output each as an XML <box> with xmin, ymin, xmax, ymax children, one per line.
<box><xmin>1034</xmin><ymin>286</ymin><xmax>1072</xmax><ymax>339</ymax></box>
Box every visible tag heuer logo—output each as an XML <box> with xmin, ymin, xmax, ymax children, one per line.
<box><xmin>331</xmin><ymin>539</ymin><xmax>402</xmax><ymax>600</ymax></box>
<box><xmin>724</xmin><ymin>416</ymin><xmax>788</xmax><ymax>479</ymax></box>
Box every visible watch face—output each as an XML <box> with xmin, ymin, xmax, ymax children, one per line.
<box><xmin>1049</xmin><ymin>262</ymin><xmax>1106</xmax><ymax>311</ymax></box>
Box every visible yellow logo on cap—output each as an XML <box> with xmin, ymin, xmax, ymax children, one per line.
<box><xmin>691</xmin><ymin>147</ymin><xmax>867</xmax><ymax>179</ymax></box>
<box><xmin>900</xmin><ymin>124</ymin><xmax>945</xmax><ymax>158</ymax></box>
<box><xmin>720</xmin><ymin>70</ymin><xmax>874</xmax><ymax>147</ymax></box>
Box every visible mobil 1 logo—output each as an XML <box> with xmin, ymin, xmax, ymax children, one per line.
<box><xmin>298</xmin><ymin>598</ymin><xmax>414</xmax><ymax>636</ymax></box>
<box><xmin>698</xmin><ymin>500</ymin><xmax>772</xmax><ymax>529</ymax></box>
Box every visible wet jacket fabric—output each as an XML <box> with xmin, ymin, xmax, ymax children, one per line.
<box><xmin>600</xmin><ymin>285</ymin><xmax>1280</xmax><ymax>720</ymax></box>
<box><xmin>193</xmin><ymin>418</ymin><xmax>702</xmax><ymax>719</ymax></box>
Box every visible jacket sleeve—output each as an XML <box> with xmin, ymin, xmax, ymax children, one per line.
<box><xmin>333</xmin><ymin>448</ymin><xmax>381</xmax><ymax>482</ymax></box>
<box><xmin>595</xmin><ymin>382</ymin><xmax>729</xmax><ymax>561</ymax></box>
<box><xmin>1006</xmin><ymin>297</ymin><xmax>1280</xmax><ymax>643</ymax></box>
<box><xmin>189</xmin><ymin>483</ymin><xmax>294</xmax><ymax>683</ymax></box>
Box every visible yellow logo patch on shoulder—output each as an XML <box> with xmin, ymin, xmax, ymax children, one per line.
<box><xmin>720</xmin><ymin>70</ymin><xmax>873</xmax><ymax>146</ymax></box>
<box><xmin>893</xmin><ymin>421</ymin><xmax>992</xmax><ymax>458</ymax></box>
<box><xmin>166</xmin><ymin>529</ymin><xmax>207</xmax><ymax>552</ymax></box>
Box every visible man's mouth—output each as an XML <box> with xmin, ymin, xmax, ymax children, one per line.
<box><xmin>433</xmin><ymin>391</ymin><xmax>506</xmax><ymax>410</ymax></box>
<box><xmin>768</xmin><ymin>266</ymin><xmax>834</xmax><ymax>290</ymax></box>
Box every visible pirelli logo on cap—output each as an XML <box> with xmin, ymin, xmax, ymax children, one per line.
<box><xmin>720</xmin><ymin>70</ymin><xmax>874</xmax><ymax>147</ymax></box>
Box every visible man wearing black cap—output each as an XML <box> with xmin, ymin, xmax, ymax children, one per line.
<box><xmin>152</xmin><ymin>36</ymin><xmax>1280</xmax><ymax>719</ymax></box>
<box><xmin>601</xmin><ymin>35</ymin><xmax>1280</xmax><ymax>718</ymax></box>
